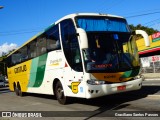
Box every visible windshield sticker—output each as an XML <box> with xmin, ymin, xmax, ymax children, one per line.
<box><xmin>93</xmin><ymin>64</ymin><xmax>112</xmax><ymax>68</ymax></box>
<box><xmin>80</xmin><ymin>87</ymin><xmax>83</xmax><ymax>93</ymax></box>
<box><xmin>113</xmin><ymin>34</ymin><xmax>119</xmax><ymax>40</ymax></box>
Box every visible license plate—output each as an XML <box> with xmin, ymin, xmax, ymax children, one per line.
<box><xmin>117</xmin><ymin>85</ymin><xmax>126</xmax><ymax>91</ymax></box>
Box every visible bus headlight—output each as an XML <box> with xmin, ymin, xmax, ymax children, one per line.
<box><xmin>134</xmin><ymin>75</ymin><xmax>145</xmax><ymax>81</ymax></box>
<box><xmin>87</xmin><ymin>79</ymin><xmax>105</xmax><ymax>85</ymax></box>
<box><xmin>133</xmin><ymin>75</ymin><xmax>141</xmax><ymax>79</ymax></box>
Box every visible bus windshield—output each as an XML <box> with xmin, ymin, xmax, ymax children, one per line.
<box><xmin>76</xmin><ymin>16</ymin><xmax>130</xmax><ymax>32</ymax></box>
<box><xmin>76</xmin><ymin>16</ymin><xmax>139</xmax><ymax>73</ymax></box>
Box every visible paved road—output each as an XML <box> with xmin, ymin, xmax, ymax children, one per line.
<box><xmin>0</xmin><ymin>80</ymin><xmax>160</xmax><ymax>120</ymax></box>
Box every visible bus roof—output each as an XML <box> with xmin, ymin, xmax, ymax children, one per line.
<box><xmin>55</xmin><ymin>13</ymin><xmax>124</xmax><ymax>24</ymax></box>
<box><xmin>7</xmin><ymin>13</ymin><xmax>125</xmax><ymax>57</ymax></box>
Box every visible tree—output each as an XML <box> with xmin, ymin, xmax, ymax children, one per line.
<box><xmin>129</xmin><ymin>24</ymin><xmax>158</xmax><ymax>35</ymax></box>
<box><xmin>0</xmin><ymin>49</ymin><xmax>15</xmax><ymax>75</ymax></box>
<box><xmin>129</xmin><ymin>24</ymin><xmax>158</xmax><ymax>39</ymax></box>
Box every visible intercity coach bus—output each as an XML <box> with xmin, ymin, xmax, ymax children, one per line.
<box><xmin>6</xmin><ymin>13</ymin><xmax>150</xmax><ymax>104</ymax></box>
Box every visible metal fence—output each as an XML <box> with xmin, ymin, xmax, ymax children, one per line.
<box><xmin>140</xmin><ymin>55</ymin><xmax>160</xmax><ymax>73</ymax></box>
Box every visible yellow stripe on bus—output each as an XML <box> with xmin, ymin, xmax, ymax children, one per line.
<box><xmin>8</xmin><ymin>60</ymin><xmax>32</xmax><ymax>92</ymax></box>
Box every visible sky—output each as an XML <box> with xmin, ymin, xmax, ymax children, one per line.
<box><xmin>0</xmin><ymin>0</ymin><xmax>160</xmax><ymax>56</ymax></box>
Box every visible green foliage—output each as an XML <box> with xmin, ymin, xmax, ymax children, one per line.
<box><xmin>0</xmin><ymin>55</ymin><xmax>7</xmax><ymax>75</ymax></box>
<box><xmin>129</xmin><ymin>24</ymin><xmax>158</xmax><ymax>40</ymax></box>
<box><xmin>129</xmin><ymin>24</ymin><xmax>158</xmax><ymax>35</ymax></box>
<box><xmin>0</xmin><ymin>52</ymin><xmax>11</xmax><ymax>75</ymax></box>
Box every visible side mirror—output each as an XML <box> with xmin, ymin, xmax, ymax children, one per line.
<box><xmin>135</xmin><ymin>30</ymin><xmax>150</xmax><ymax>47</ymax></box>
<box><xmin>77</xmin><ymin>28</ymin><xmax>88</xmax><ymax>49</ymax></box>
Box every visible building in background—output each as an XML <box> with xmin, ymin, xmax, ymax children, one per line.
<box><xmin>136</xmin><ymin>32</ymin><xmax>160</xmax><ymax>73</ymax></box>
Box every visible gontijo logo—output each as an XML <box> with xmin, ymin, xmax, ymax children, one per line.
<box><xmin>14</xmin><ymin>65</ymin><xmax>27</xmax><ymax>74</ymax></box>
<box><xmin>50</xmin><ymin>58</ymin><xmax>62</xmax><ymax>66</ymax></box>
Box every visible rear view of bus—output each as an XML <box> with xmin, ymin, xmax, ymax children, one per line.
<box><xmin>6</xmin><ymin>13</ymin><xmax>149</xmax><ymax>105</ymax></box>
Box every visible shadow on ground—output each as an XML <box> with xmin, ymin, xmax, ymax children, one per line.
<box><xmin>79</xmin><ymin>85</ymin><xmax>160</xmax><ymax>119</ymax></box>
<box><xmin>24</xmin><ymin>85</ymin><xmax>160</xmax><ymax>106</ymax></box>
<box><xmin>4</xmin><ymin>82</ymin><xmax>160</xmax><ymax>118</ymax></box>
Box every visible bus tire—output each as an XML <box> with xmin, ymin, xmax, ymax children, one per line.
<box><xmin>17</xmin><ymin>83</ymin><xmax>24</xmax><ymax>97</ymax></box>
<box><xmin>55</xmin><ymin>81</ymin><xmax>68</xmax><ymax>105</ymax></box>
<box><xmin>14</xmin><ymin>83</ymin><xmax>19</xmax><ymax>96</ymax></box>
<box><xmin>15</xmin><ymin>87</ymin><xmax>19</xmax><ymax>96</ymax></box>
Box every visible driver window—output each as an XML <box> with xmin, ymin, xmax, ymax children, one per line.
<box><xmin>60</xmin><ymin>19</ymin><xmax>82</xmax><ymax>71</ymax></box>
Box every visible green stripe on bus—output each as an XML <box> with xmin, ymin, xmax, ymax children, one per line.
<box><xmin>121</xmin><ymin>70</ymin><xmax>132</xmax><ymax>78</ymax></box>
<box><xmin>121</xmin><ymin>69</ymin><xmax>139</xmax><ymax>78</ymax></box>
<box><xmin>28</xmin><ymin>57</ymin><xmax>39</xmax><ymax>87</ymax></box>
<box><xmin>33</xmin><ymin>53</ymin><xmax>48</xmax><ymax>87</ymax></box>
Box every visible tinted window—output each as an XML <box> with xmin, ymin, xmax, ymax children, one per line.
<box><xmin>29</xmin><ymin>40</ymin><xmax>37</xmax><ymax>58</ymax></box>
<box><xmin>7</xmin><ymin>24</ymin><xmax>61</xmax><ymax>67</ymax></box>
<box><xmin>61</xmin><ymin>19</ymin><xmax>82</xmax><ymax>71</ymax></box>
<box><xmin>37</xmin><ymin>35</ymin><xmax>47</xmax><ymax>56</ymax></box>
<box><xmin>19</xmin><ymin>46</ymin><xmax>28</xmax><ymax>61</ymax></box>
<box><xmin>46</xmin><ymin>25</ymin><xmax>61</xmax><ymax>51</ymax></box>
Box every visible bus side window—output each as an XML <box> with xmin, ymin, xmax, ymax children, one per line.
<box><xmin>37</xmin><ymin>36</ymin><xmax>47</xmax><ymax>55</ymax></box>
<box><xmin>29</xmin><ymin>40</ymin><xmax>37</xmax><ymax>58</ymax></box>
<box><xmin>11</xmin><ymin>51</ymin><xmax>21</xmax><ymax>64</ymax></box>
<box><xmin>47</xmin><ymin>39</ymin><xmax>60</xmax><ymax>50</ymax></box>
<box><xmin>46</xmin><ymin>25</ymin><xmax>60</xmax><ymax>51</ymax></box>
<box><xmin>19</xmin><ymin>46</ymin><xmax>28</xmax><ymax>62</ymax></box>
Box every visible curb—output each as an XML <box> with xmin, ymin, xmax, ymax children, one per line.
<box><xmin>147</xmin><ymin>95</ymin><xmax>160</xmax><ymax>98</ymax></box>
<box><xmin>144</xmin><ymin>78</ymin><xmax>160</xmax><ymax>81</ymax></box>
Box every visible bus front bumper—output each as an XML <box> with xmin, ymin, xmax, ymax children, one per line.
<box><xmin>85</xmin><ymin>78</ymin><xmax>142</xmax><ymax>99</ymax></box>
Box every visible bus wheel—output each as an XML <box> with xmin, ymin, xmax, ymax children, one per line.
<box><xmin>17</xmin><ymin>83</ymin><xmax>23</xmax><ymax>97</ymax></box>
<box><xmin>55</xmin><ymin>81</ymin><xmax>67</xmax><ymax>105</ymax></box>
<box><xmin>14</xmin><ymin>84</ymin><xmax>19</xmax><ymax>96</ymax></box>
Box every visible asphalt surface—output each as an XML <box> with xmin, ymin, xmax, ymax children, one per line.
<box><xmin>0</xmin><ymin>79</ymin><xmax>160</xmax><ymax>120</ymax></box>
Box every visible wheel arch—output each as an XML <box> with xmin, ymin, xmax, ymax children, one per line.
<box><xmin>52</xmin><ymin>78</ymin><xmax>67</xmax><ymax>96</ymax></box>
